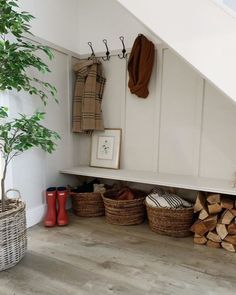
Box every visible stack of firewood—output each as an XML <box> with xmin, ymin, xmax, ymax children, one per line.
<box><xmin>191</xmin><ymin>192</ymin><xmax>236</xmax><ymax>252</ymax></box>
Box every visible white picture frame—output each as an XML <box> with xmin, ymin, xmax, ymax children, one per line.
<box><xmin>90</xmin><ymin>129</ymin><xmax>121</xmax><ymax>169</ymax></box>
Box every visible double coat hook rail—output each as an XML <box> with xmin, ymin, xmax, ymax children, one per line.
<box><xmin>86</xmin><ymin>36</ymin><xmax>129</xmax><ymax>61</ymax></box>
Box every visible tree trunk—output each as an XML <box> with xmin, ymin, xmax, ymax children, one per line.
<box><xmin>1</xmin><ymin>177</ymin><xmax>5</xmax><ymax>212</ymax></box>
<box><xmin>1</xmin><ymin>160</ymin><xmax>7</xmax><ymax>212</ymax></box>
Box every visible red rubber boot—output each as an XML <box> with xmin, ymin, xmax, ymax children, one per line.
<box><xmin>44</xmin><ymin>187</ymin><xmax>57</xmax><ymax>227</ymax></box>
<box><xmin>57</xmin><ymin>187</ymin><xmax>69</xmax><ymax>226</ymax></box>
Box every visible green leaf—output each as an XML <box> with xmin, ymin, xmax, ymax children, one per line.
<box><xmin>9</xmin><ymin>2</ymin><xmax>19</xmax><ymax>7</ymax></box>
<box><xmin>0</xmin><ymin>108</ymin><xmax>60</xmax><ymax>160</ymax></box>
<box><xmin>0</xmin><ymin>107</ymin><xmax>8</xmax><ymax>119</ymax></box>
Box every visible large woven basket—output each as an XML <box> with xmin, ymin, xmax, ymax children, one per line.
<box><xmin>102</xmin><ymin>189</ymin><xmax>146</xmax><ymax>225</ymax></box>
<box><xmin>146</xmin><ymin>203</ymin><xmax>194</xmax><ymax>237</ymax></box>
<box><xmin>71</xmin><ymin>192</ymin><xmax>105</xmax><ymax>217</ymax></box>
<box><xmin>0</xmin><ymin>190</ymin><xmax>27</xmax><ymax>272</ymax></box>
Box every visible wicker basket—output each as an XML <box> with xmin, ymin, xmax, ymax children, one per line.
<box><xmin>102</xmin><ymin>189</ymin><xmax>146</xmax><ymax>225</ymax></box>
<box><xmin>71</xmin><ymin>192</ymin><xmax>105</xmax><ymax>217</ymax></box>
<box><xmin>146</xmin><ymin>203</ymin><xmax>194</xmax><ymax>237</ymax></box>
<box><xmin>0</xmin><ymin>190</ymin><xmax>27</xmax><ymax>272</ymax></box>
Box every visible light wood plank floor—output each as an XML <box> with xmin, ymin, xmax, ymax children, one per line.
<box><xmin>1</xmin><ymin>214</ymin><xmax>236</xmax><ymax>295</ymax></box>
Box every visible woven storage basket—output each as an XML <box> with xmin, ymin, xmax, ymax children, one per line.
<box><xmin>146</xmin><ymin>203</ymin><xmax>194</xmax><ymax>237</ymax></box>
<box><xmin>102</xmin><ymin>189</ymin><xmax>146</xmax><ymax>225</ymax></box>
<box><xmin>0</xmin><ymin>190</ymin><xmax>27</xmax><ymax>272</ymax></box>
<box><xmin>71</xmin><ymin>192</ymin><xmax>105</xmax><ymax>217</ymax></box>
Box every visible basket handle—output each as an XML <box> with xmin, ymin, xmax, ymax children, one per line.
<box><xmin>5</xmin><ymin>189</ymin><xmax>22</xmax><ymax>201</ymax></box>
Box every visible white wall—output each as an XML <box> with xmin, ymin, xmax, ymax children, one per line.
<box><xmin>19</xmin><ymin>0</ymin><xmax>160</xmax><ymax>55</ymax></box>
<box><xmin>0</xmin><ymin>0</ymin><xmax>81</xmax><ymax>227</ymax></box>
<box><xmin>76</xmin><ymin>47</ymin><xmax>236</xmax><ymax>186</ymax></box>
<box><xmin>75</xmin><ymin>0</ymin><xmax>236</xmax><ymax>184</ymax></box>
<box><xmin>5</xmin><ymin>0</ymin><xmax>236</xmax><ymax>227</ymax></box>
<box><xmin>4</xmin><ymin>40</ymin><xmax>80</xmax><ymax>228</ymax></box>
<box><xmin>2</xmin><ymin>0</ymin><xmax>159</xmax><ymax>227</ymax></box>
<box><xmin>19</xmin><ymin>0</ymin><xmax>79</xmax><ymax>52</ymax></box>
<box><xmin>77</xmin><ymin>0</ymin><xmax>160</xmax><ymax>54</ymax></box>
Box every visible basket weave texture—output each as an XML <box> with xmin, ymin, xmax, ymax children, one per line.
<box><xmin>0</xmin><ymin>199</ymin><xmax>27</xmax><ymax>271</ymax></box>
<box><xmin>102</xmin><ymin>189</ymin><xmax>146</xmax><ymax>225</ymax></box>
<box><xmin>146</xmin><ymin>202</ymin><xmax>194</xmax><ymax>237</ymax></box>
<box><xmin>71</xmin><ymin>192</ymin><xmax>105</xmax><ymax>217</ymax></box>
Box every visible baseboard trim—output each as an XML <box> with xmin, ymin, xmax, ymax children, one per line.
<box><xmin>26</xmin><ymin>204</ymin><xmax>46</xmax><ymax>228</ymax></box>
<box><xmin>26</xmin><ymin>200</ymin><xmax>72</xmax><ymax>228</ymax></box>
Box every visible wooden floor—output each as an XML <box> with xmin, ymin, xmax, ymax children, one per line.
<box><xmin>1</xmin><ymin>214</ymin><xmax>236</xmax><ymax>295</ymax></box>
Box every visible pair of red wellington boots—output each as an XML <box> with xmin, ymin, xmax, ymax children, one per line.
<box><xmin>44</xmin><ymin>187</ymin><xmax>69</xmax><ymax>227</ymax></box>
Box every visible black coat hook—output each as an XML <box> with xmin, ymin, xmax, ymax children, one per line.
<box><xmin>102</xmin><ymin>39</ymin><xmax>110</xmax><ymax>61</ymax></box>
<box><xmin>88</xmin><ymin>41</ymin><xmax>95</xmax><ymax>59</ymax></box>
<box><xmin>118</xmin><ymin>36</ymin><xmax>127</xmax><ymax>59</ymax></box>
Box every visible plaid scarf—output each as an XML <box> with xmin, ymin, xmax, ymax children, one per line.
<box><xmin>72</xmin><ymin>58</ymin><xmax>106</xmax><ymax>133</ymax></box>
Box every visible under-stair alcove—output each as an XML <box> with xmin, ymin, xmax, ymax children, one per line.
<box><xmin>62</xmin><ymin>45</ymin><xmax>236</xmax><ymax>196</ymax></box>
<box><xmin>57</xmin><ymin>2</ymin><xmax>236</xmax><ymax>197</ymax></box>
<box><xmin>2</xmin><ymin>0</ymin><xmax>236</xmax><ymax>293</ymax></box>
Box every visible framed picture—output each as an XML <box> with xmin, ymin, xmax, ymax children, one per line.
<box><xmin>90</xmin><ymin>129</ymin><xmax>121</xmax><ymax>169</ymax></box>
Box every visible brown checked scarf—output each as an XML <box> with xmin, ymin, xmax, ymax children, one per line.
<box><xmin>72</xmin><ymin>58</ymin><xmax>106</xmax><ymax>133</ymax></box>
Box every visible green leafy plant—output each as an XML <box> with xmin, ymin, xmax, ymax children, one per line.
<box><xmin>0</xmin><ymin>0</ymin><xmax>57</xmax><ymax>104</ymax></box>
<box><xmin>0</xmin><ymin>107</ymin><xmax>60</xmax><ymax>211</ymax></box>
<box><xmin>0</xmin><ymin>0</ymin><xmax>60</xmax><ymax>211</ymax></box>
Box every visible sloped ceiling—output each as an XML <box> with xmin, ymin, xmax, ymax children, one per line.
<box><xmin>116</xmin><ymin>0</ymin><xmax>236</xmax><ymax>102</ymax></box>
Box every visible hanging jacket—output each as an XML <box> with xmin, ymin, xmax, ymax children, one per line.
<box><xmin>128</xmin><ymin>34</ymin><xmax>155</xmax><ymax>98</ymax></box>
<box><xmin>72</xmin><ymin>58</ymin><xmax>106</xmax><ymax>133</ymax></box>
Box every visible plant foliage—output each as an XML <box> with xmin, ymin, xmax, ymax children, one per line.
<box><xmin>0</xmin><ymin>107</ymin><xmax>60</xmax><ymax>211</ymax></box>
<box><xmin>0</xmin><ymin>0</ymin><xmax>57</xmax><ymax>104</ymax></box>
<box><xmin>0</xmin><ymin>0</ymin><xmax>60</xmax><ymax>211</ymax></box>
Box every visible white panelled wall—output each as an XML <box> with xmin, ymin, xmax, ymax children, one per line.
<box><xmin>76</xmin><ymin>46</ymin><xmax>236</xmax><ymax>184</ymax></box>
<box><xmin>159</xmin><ymin>49</ymin><xmax>203</xmax><ymax>176</ymax></box>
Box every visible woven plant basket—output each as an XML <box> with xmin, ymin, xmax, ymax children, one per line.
<box><xmin>146</xmin><ymin>202</ymin><xmax>194</xmax><ymax>238</ymax></box>
<box><xmin>71</xmin><ymin>192</ymin><xmax>105</xmax><ymax>217</ymax></box>
<box><xmin>0</xmin><ymin>189</ymin><xmax>27</xmax><ymax>272</ymax></box>
<box><xmin>102</xmin><ymin>189</ymin><xmax>146</xmax><ymax>226</ymax></box>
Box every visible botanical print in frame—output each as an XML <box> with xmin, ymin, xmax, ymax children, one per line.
<box><xmin>97</xmin><ymin>136</ymin><xmax>115</xmax><ymax>160</ymax></box>
<box><xmin>90</xmin><ymin>129</ymin><xmax>121</xmax><ymax>169</ymax></box>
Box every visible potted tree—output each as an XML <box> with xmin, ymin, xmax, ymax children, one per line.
<box><xmin>0</xmin><ymin>0</ymin><xmax>59</xmax><ymax>271</ymax></box>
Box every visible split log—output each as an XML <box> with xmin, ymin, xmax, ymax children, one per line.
<box><xmin>194</xmin><ymin>192</ymin><xmax>206</xmax><ymax>213</ymax></box>
<box><xmin>216</xmin><ymin>224</ymin><xmax>228</xmax><ymax>240</ymax></box>
<box><xmin>208</xmin><ymin>203</ymin><xmax>222</xmax><ymax>214</ymax></box>
<box><xmin>207</xmin><ymin>231</ymin><xmax>221</xmax><ymax>243</ymax></box>
<box><xmin>191</xmin><ymin>215</ymin><xmax>217</xmax><ymax>236</ymax></box>
<box><xmin>221</xmin><ymin>241</ymin><xmax>236</xmax><ymax>252</ymax></box>
<box><xmin>221</xmin><ymin>197</ymin><xmax>234</xmax><ymax>210</ymax></box>
<box><xmin>206</xmin><ymin>240</ymin><xmax>221</xmax><ymax>248</ymax></box>
<box><xmin>198</xmin><ymin>207</ymin><xmax>209</xmax><ymax>220</ymax></box>
<box><xmin>194</xmin><ymin>236</ymin><xmax>207</xmax><ymax>245</ymax></box>
<box><xmin>228</xmin><ymin>223</ymin><xmax>236</xmax><ymax>235</ymax></box>
<box><xmin>203</xmin><ymin>215</ymin><xmax>218</xmax><ymax>231</ymax></box>
<box><xmin>191</xmin><ymin>220</ymin><xmax>208</xmax><ymax>236</ymax></box>
<box><xmin>192</xmin><ymin>191</ymin><xmax>236</xmax><ymax>252</ymax></box>
<box><xmin>230</xmin><ymin>209</ymin><xmax>236</xmax><ymax>217</ymax></box>
<box><xmin>207</xmin><ymin>194</ymin><xmax>221</xmax><ymax>204</ymax></box>
<box><xmin>220</xmin><ymin>210</ymin><xmax>234</xmax><ymax>225</ymax></box>
<box><xmin>224</xmin><ymin>235</ymin><xmax>236</xmax><ymax>245</ymax></box>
